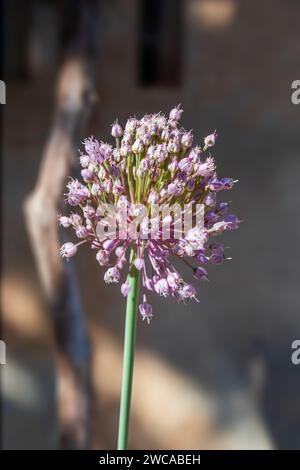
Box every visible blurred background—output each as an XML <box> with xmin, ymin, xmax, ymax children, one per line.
<box><xmin>1</xmin><ymin>0</ymin><xmax>300</xmax><ymax>450</ymax></box>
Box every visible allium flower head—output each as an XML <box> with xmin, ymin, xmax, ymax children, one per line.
<box><xmin>59</xmin><ymin>106</ymin><xmax>239</xmax><ymax>323</ymax></box>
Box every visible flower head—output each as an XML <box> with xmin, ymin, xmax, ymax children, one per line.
<box><xmin>59</xmin><ymin>106</ymin><xmax>239</xmax><ymax>322</ymax></box>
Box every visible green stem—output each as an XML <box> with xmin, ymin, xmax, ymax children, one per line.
<box><xmin>117</xmin><ymin>255</ymin><xmax>140</xmax><ymax>450</ymax></box>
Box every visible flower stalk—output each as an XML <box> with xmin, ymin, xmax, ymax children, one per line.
<box><xmin>117</xmin><ymin>249</ymin><xmax>140</xmax><ymax>450</ymax></box>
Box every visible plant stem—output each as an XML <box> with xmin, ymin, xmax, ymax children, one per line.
<box><xmin>117</xmin><ymin>256</ymin><xmax>140</xmax><ymax>450</ymax></box>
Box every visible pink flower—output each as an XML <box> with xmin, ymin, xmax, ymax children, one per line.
<box><xmin>59</xmin><ymin>106</ymin><xmax>239</xmax><ymax>322</ymax></box>
<box><xmin>139</xmin><ymin>295</ymin><xmax>153</xmax><ymax>324</ymax></box>
<box><xmin>204</xmin><ymin>131</ymin><xmax>217</xmax><ymax>148</ymax></box>
<box><xmin>111</xmin><ymin>120</ymin><xmax>123</xmax><ymax>138</ymax></box>
<box><xmin>121</xmin><ymin>277</ymin><xmax>132</xmax><ymax>297</ymax></box>
<box><xmin>60</xmin><ymin>242</ymin><xmax>78</xmax><ymax>259</ymax></box>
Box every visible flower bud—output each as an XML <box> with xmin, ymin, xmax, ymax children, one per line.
<box><xmin>132</xmin><ymin>139</ymin><xmax>144</xmax><ymax>154</ymax></box>
<box><xmin>60</xmin><ymin>242</ymin><xmax>77</xmax><ymax>259</ymax></box>
<box><xmin>59</xmin><ymin>215</ymin><xmax>71</xmax><ymax>228</ymax></box>
<box><xmin>134</xmin><ymin>258</ymin><xmax>144</xmax><ymax>270</ymax></box>
<box><xmin>169</xmin><ymin>105</ymin><xmax>183</xmax><ymax>121</ymax></box>
<box><xmin>111</xmin><ymin>120</ymin><xmax>123</xmax><ymax>138</ymax></box>
<box><xmin>96</xmin><ymin>250</ymin><xmax>110</xmax><ymax>266</ymax></box>
<box><xmin>181</xmin><ymin>131</ymin><xmax>193</xmax><ymax>148</ymax></box>
<box><xmin>204</xmin><ymin>131</ymin><xmax>217</xmax><ymax>148</ymax></box>
<box><xmin>76</xmin><ymin>226</ymin><xmax>89</xmax><ymax>238</ymax></box>
<box><xmin>139</xmin><ymin>295</ymin><xmax>153</xmax><ymax>323</ymax></box>
<box><xmin>121</xmin><ymin>277</ymin><xmax>132</xmax><ymax>297</ymax></box>
<box><xmin>193</xmin><ymin>267</ymin><xmax>208</xmax><ymax>280</ymax></box>
<box><xmin>80</xmin><ymin>154</ymin><xmax>90</xmax><ymax>168</ymax></box>
<box><xmin>81</xmin><ymin>168</ymin><xmax>94</xmax><ymax>182</ymax></box>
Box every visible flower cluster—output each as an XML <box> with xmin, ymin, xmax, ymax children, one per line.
<box><xmin>59</xmin><ymin>106</ymin><xmax>239</xmax><ymax>323</ymax></box>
